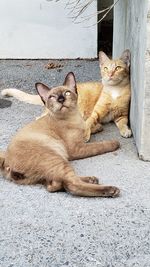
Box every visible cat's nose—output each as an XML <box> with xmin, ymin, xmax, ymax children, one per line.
<box><xmin>58</xmin><ymin>95</ymin><xmax>65</xmax><ymax>103</ymax></box>
<box><xmin>109</xmin><ymin>71</ymin><xmax>114</xmax><ymax>77</ymax></box>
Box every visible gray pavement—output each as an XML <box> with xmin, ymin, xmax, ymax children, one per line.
<box><xmin>0</xmin><ymin>59</ymin><xmax>150</xmax><ymax>267</ymax></box>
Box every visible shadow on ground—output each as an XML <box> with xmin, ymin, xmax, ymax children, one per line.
<box><xmin>0</xmin><ymin>98</ymin><xmax>12</xmax><ymax>108</ymax></box>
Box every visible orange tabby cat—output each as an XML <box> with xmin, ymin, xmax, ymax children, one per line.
<box><xmin>1</xmin><ymin>50</ymin><xmax>131</xmax><ymax>140</ymax></box>
<box><xmin>0</xmin><ymin>73</ymin><xmax>120</xmax><ymax>197</ymax></box>
<box><xmin>84</xmin><ymin>50</ymin><xmax>131</xmax><ymax>141</ymax></box>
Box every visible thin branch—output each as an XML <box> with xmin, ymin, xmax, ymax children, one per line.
<box><xmin>49</xmin><ymin>0</ymin><xmax>120</xmax><ymax>26</ymax></box>
<box><xmin>72</xmin><ymin>0</ymin><xmax>95</xmax><ymax>21</ymax></box>
<box><xmin>69</xmin><ymin>7</ymin><xmax>111</xmax><ymax>21</ymax></box>
<box><xmin>75</xmin><ymin>0</ymin><xmax>120</xmax><ymax>27</ymax></box>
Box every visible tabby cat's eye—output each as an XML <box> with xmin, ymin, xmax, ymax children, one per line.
<box><xmin>104</xmin><ymin>67</ymin><xmax>108</xmax><ymax>72</ymax></box>
<box><xmin>65</xmin><ymin>91</ymin><xmax>71</xmax><ymax>96</ymax></box>
<box><xmin>115</xmin><ymin>66</ymin><xmax>122</xmax><ymax>71</ymax></box>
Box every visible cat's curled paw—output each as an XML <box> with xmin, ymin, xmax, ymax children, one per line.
<box><xmin>84</xmin><ymin>128</ymin><xmax>91</xmax><ymax>142</ymax></box>
<box><xmin>120</xmin><ymin>128</ymin><xmax>132</xmax><ymax>138</ymax></box>
<box><xmin>107</xmin><ymin>186</ymin><xmax>120</xmax><ymax>197</ymax></box>
<box><xmin>80</xmin><ymin>176</ymin><xmax>99</xmax><ymax>184</ymax></box>
<box><xmin>91</xmin><ymin>123</ymin><xmax>103</xmax><ymax>134</ymax></box>
<box><xmin>88</xmin><ymin>176</ymin><xmax>99</xmax><ymax>184</ymax></box>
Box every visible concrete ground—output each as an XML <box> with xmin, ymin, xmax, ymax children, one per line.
<box><xmin>0</xmin><ymin>59</ymin><xmax>150</xmax><ymax>267</ymax></box>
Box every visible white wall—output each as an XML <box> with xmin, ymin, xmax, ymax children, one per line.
<box><xmin>0</xmin><ymin>0</ymin><xmax>97</xmax><ymax>59</ymax></box>
<box><xmin>113</xmin><ymin>0</ymin><xmax>150</xmax><ymax>160</ymax></box>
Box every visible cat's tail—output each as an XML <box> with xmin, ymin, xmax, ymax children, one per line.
<box><xmin>1</xmin><ymin>88</ymin><xmax>43</xmax><ymax>106</ymax></box>
<box><xmin>64</xmin><ymin>178</ymin><xmax>120</xmax><ymax>197</ymax></box>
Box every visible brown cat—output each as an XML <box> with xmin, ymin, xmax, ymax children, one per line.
<box><xmin>0</xmin><ymin>73</ymin><xmax>120</xmax><ymax>197</ymax></box>
<box><xmin>1</xmin><ymin>50</ymin><xmax>131</xmax><ymax>140</ymax></box>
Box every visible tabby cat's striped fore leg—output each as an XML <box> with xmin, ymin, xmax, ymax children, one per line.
<box><xmin>84</xmin><ymin>111</ymin><xmax>99</xmax><ymax>142</ymax></box>
<box><xmin>84</xmin><ymin>103</ymin><xmax>109</xmax><ymax>142</ymax></box>
<box><xmin>91</xmin><ymin>123</ymin><xmax>103</xmax><ymax>134</ymax></box>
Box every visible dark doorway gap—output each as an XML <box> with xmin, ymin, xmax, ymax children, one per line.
<box><xmin>98</xmin><ymin>0</ymin><xmax>113</xmax><ymax>57</ymax></box>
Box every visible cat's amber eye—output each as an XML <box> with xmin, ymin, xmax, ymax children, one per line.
<box><xmin>104</xmin><ymin>67</ymin><xmax>108</xmax><ymax>72</ymax></box>
<box><xmin>115</xmin><ymin>66</ymin><xmax>122</xmax><ymax>71</ymax></box>
<box><xmin>65</xmin><ymin>91</ymin><xmax>71</xmax><ymax>96</ymax></box>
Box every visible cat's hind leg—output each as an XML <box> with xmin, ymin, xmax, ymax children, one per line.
<box><xmin>115</xmin><ymin>117</ymin><xmax>132</xmax><ymax>138</ymax></box>
<box><xmin>64</xmin><ymin>177</ymin><xmax>120</xmax><ymax>197</ymax></box>
<box><xmin>42</xmin><ymin>157</ymin><xmax>120</xmax><ymax>197</ymax></box>
<box><xmin>6</xmin><ymin>147</ymin><xmax>120</xmax><ymax>197</ymax></box>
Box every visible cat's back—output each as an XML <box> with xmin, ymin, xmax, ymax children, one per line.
<box><xmin>77</xmin><ymin>81</ymin><xmax>102</xmax><ymax>98</ymax></box>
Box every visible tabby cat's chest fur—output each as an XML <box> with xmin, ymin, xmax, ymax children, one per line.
<box><xmin>105</xmin><ymin>86</ymin><xmax>122</xmax><ymax>100</ymax></box>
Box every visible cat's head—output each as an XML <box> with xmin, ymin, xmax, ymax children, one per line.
<box><xmin>99</xmin><ymin>50</ymin><xmax>130</xmax><ymax>86</ymax></box>
<box><xmin>35</xmin><ymin>72</ymin><xmax>78</xmax><ymax>117</ymax></box>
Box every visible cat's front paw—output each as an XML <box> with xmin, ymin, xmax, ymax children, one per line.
<box><xmin>91</xmin><ymin>123</ymin><xmax>103</xmax><ymax>134</ymax></box>
<box><xmin>84</xmin><ymin>128</ymin><xmax>91</xmax><ymax>142</ymax></box>
<box><xmin>120</xmin><ymin>128</ymin><xmax>132</xmax><ymax>138</ymax></box>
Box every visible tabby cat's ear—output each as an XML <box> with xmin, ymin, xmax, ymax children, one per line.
<box><xmin>120</xmin><ymin>49</ymin><xmax>130</xmax><ymax>67</ymax></box>
<box><xmin>35</xmin><ymin>83</ymin><xmax>51</xmax><ymax>103</ymax></box>
<box><xmin>99</xmin><ymin>51</ymin><xmax>110</xmax><ymax>67</ymax></box>
<box><xmin>63</xmin><ymin>72</ymin><xmax>77</xmax><ymax>94</ymax></box>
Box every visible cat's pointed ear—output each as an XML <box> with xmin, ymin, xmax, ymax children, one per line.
<box><xmin>35</xmin><ymin>83</ymin><xmax>51</xmax><ymax>104</ymax></box>
<box><xmin>99</xmin><ymin>51</ymin><xmax>110</xmax><ymax>67</ymax></box>
<box><xmin>63</xmin><ymin>72</ymin><xmax>77</xmax><ymax>94</ymax></box>
<box><xmin>120</xmin><ymin>49</ymin><xmax>130</xmax><ymax>67</ymax></box>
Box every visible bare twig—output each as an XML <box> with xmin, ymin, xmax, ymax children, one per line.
<box><xmin>74</xmin><ymin>0</ymin><xmax>120</xmax><ymax>27</ymax></box>
<box><xmin>48</xmin><ymin>0</ymin><xmax>120</xmax><ymax>26</ymax></box>
<box><xmin>72</xmin><ymin>0</ymin><xmax>95</xmax><ymax>22</ymax></box>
